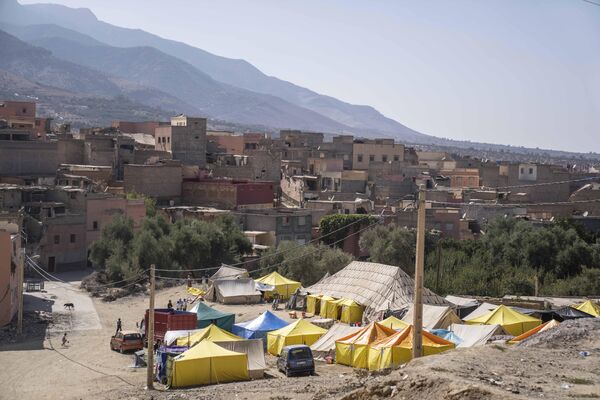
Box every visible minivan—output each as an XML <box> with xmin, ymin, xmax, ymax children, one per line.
<box><xmin>277</xmin><ymin>345</ymin><xmax>315</xmax><ymax>377</ymax></box>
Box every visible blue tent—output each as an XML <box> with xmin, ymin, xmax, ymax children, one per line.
<box><xmin>232</xmin><ymin>311</ymin><xmax>289</xmax><ymax>344</ymax></box>
<box><xmin>430</xmin><ymin>329</ymin><xmax>463</xmax><ymax>346</ymax></box>
<box><xmin>191</xmin><ymin>301</ymin><xmax>235</xmax><ymax>332</ymax></box>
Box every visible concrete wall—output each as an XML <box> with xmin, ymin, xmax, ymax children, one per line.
<box><xmin>57</xmin><ymin>138</ymin><xmax>85</xmax><ymax>165</ymax></box>
<box><xmin>38</xmin><ymin>215</ymin><xmax>87</xmax><ymax>272</ymax></box>
<box><xmin>0</xmin><ymin>228</ymin><xmax>19</xmax><ymax>327</ymax></box>
<box><xmin>86</xmin><ymin>196</ymin><xmax>146</xmax><ymax>247</ymax></box>
<box><xmin>0</xmin><ymin>140</ymin><xmax>59</xmax><ymax>176</ymax></box>
<box><xmin>171</xmin><ymin>117</ymin><xmax>207</xmax><ymax>167</ymax></box>
<box><xmin>353</xmin><ymin>142</ymin><xmax>405</xmax><ymax>170</ymax></box>
<box><xmin>123</xmin><ymin>163</ymin><xmax>182</xmax><ymax>204</ymax></box>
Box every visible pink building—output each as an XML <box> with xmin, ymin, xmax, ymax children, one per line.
<box><xmin>0</xmin><ymin>217</ymin><xmax>21</xmax><ymax>327</ymax></box>
<box><xmin>86</xmin><ymin>195</ymin><xmax>146</xmax><ymax>247</ymax></box>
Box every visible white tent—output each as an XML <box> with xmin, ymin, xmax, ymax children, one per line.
<box><xmin>462</xmin><ymin>302</ymin><xmax>498</xmax><ymax>321</ymax></box>
<box><xmin>164</xmin><ymin>329</ymin><xmax>204</xmax><ymax>346</ymax></box>
<box><xmin>209</xmin><ymin>264</ymin><xmax>249</xmax><ymax>284</ymax></box>
<box><xmin>449</xmin><ymin>323</ymin><xmax>507</xmax><ymax>347</ymax></box>
<box><xmin>310</xmin><ymin>323</ymin><xmax>361</xmax><ymax>359</ymax></box>
<box><xmin>307</xmin><ymin>261</ymin><xmax>448</xmax><ymax>321</ymax></box>
<box><xmin>214</xmin><ymin>339</ymin><xmax>266</xmax><ymax>379</ymax></box>
<box><xmin>401</xmin><ymin>304</ymin><xmax>462</xmax><ymax>330</ymax></box>
<box><xmin>206</xmin><ymin>278</ymin><xmax>262</xmax><ymax>304</ymax></box>
<box><xmin>445</xmin><ymin>295</ymin><xmax>480</xmax><ymax>319</ymax></box>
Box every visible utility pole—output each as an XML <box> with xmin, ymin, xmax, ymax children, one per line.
<box><xmin>412</xmin><ymin>188</ymin><xmax>426</xmax><ymax>359</ymax></box>
<box><xmin>17</xmin><ymin>248</ymin><xmax>24</xmax><ymax>335</ymax></box>
<box><xmin>146</xmin><ymin>264</ymin><xmax>155</xmax><ymax>390</ymax></box>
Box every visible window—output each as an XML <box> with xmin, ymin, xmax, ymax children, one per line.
<box><xmin>382</xmin><ymin>155</ymin><xmax>388</xmax><ymax>162</ymax></box>
<box><xmin>393</xmin><ymin>155</ymin><xmax>400</xmax><ymax>161</ymax></box>
<box><xmin>93</xmin><ymin>221</ymin><xmax>98</xmax><ymax>230</ymax></box>
<box><xmin>445</xmin><ymin>223</ymin><xmax>455</xmax><ymax>232</ymax></box>
<box><xmin>22</xmin><ymin>108</ymin><xmax>27</xmax><ymax>114</ymax></box>
<box><xmin>70</xmin><ymin>192</ymin><xmax>77</xmax><ymax>199</ymax></box>
<box><xmin>343</xmin><ymin>154</ymin><xmax>349</xmax><ymax>160</ymax></box>
<box><xmin>357</xmin><ymin>154</ymin><xmax>363</xmax><ymax>162</ymax></box>
<box><xmin>529</xmin><ymin>168</ymin><xmax>533</xmax><ymax>174</ymax></box>
<box><xmin>281</xmin><ymin>216</ymin><xmax>290</xmax><ymax>226</ymax></box>
<box><xmin>297</xmin><ymin>216</ymin><xmax>306</xmax><ymax>226</ymax></box>
<box><xmin>369</xmin><ymin>155</ymin><xmax>375</xmax><ymax>162</ymax></box>
<box><xmin>54</xmin><ymin>235</ymin><xmax>60</xmax><ymax>245</ymax></box>
<box><xmin>70</xmin><ymin>234</ymin><xmax>76</xmax><ymax>243</ymax></box>
<box><xmin>520</xmin><ymin>167</ymin><xmax>524</xmax><ymax>174</ymax></box>
<box><xmin>167</xmin><ymin>137</ymin><xmax>170</xmax><ymax>143</ymax></box>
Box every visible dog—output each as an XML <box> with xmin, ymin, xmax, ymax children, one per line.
<box><xmin>63</xmin><ymin>303</ymin><xmax>74</xmax><ymax>310</ymax></box>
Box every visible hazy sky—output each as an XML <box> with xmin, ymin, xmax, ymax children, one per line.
<box><xmin>20</xmin><ymin>0</ymin><xmax>600</xmax><ymax>152</ymax></box>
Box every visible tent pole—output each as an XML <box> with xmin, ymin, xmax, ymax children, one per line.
<box><xmin>146</xmin><ymin>264</ymin><xmax>156</xmax><ymax>390</ymax></box>
<box><xmin>412</xmin><ymin>188</ymin><xmax>426</xmax><ymax>359</ymax></box>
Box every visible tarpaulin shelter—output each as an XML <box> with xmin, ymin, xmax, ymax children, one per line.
<box><xmin>306</xmin><ymin>294</ymin><xmax>322</xmax><ymax>315</ymax></box>
<box><xmin>319</xmin><ymin>295</ymin><xmax>336</xmax><ymax>316</ymax></box>
<box><xmin>380</xmin><ymin>315</ymin><xmax>409</xmax><ymax>331</ymax></box>
<box><xmin>214</xmin><ymin>339</ymin><xmax>266</xmax><ymax>379</ymax></box>
<box><xmin>170</xmin><ymin>339</ymin><xmax>249</xmax><ymax>388</ymax></box>
<box><xmin>164</xmin><ymin>329</ymin><xmax>204</xmax><ymax>346</ymax></box>
<box><xmin>401</xmin><ymin>304</ymin><xmax>462</xmax><ymax>330</ymax></box>
<box><xmin>573</xmin><ymin>300</ymin><xmax>600</xmax><ymax>317</ymax></box>
<box><xmin>308</xmin><ymin>262</ymin><xmax>449</xmax><ymax>321</ymax></box>
<box><xmin>511</xmin><ymin>307</ymin><xmax>564</xmax><ymax>323</ymax></box>
<box><xmin>205</xmin><ymin>278</ymin><xmax>262</xmax><ymax>304</ymax></box>
<box><xmin>191</xmin><ymin>301</ymin><xmax>235</xmax><ymax>331</ymax></box>
<box><xmin>335</xmin><ymin>321</ymin><xmax>397</xmax><ymax>369</ymax></box>
<box><xmin>465</xmin><ymin>305</ymin><xmax>541</xmax><ymax>336</ymax></box>
<box><xmin>266</xmin><ymin>319</ymin><xmax>327</xmax><ymax>356</ymax></box>
<box><xmin>462</xmin><ymin>302</ymin><xmax>498</xmax><ymax>321</ymax></box>
<box><xmin>209</xmin><ymin>264</ymin><xmax>249</xmax><ymax>284</ymax></box>
<box><xmin>325</xmin><ymin>298</ymin><xmax>344</xmax><ymax>320</ymax></box>
<box><xmin>445</xmin><ymin>295</ymin><xmax>479</xmax><ymax>319</ymax></box>
<box><xmin>340</xmin><ymin>299</ymin><xmax>364</xmax><ymax>324</ymax></box>
<box><xmin>156</xmin><ymin>345</ymin><xmax>187</xmax><ymax>384</ymax></box>
<box><xmin>555</xmin><ymin>306</ymin><xmax>595</xmax><ymax>320</ymax></box>
<box><xmin>430</xmin><ymin>329</ymin><xmax>463</xmax><ymax>346</ymax></box>
<box><xmin>367</xmin><ymin>326</ymin><xmax>455</xmax><ymax>371</ymax></box>
<box><xmin>448</xmin><ymin>323</ymin><xmax>506</xmax><ymax>347</ymax></box>
<box><xmin>176</xmin><ymin>324</ymin><xmax>241</xmax><ymax>347</ymax></box>
<box><xmin>508</xmin><ymin>319</ymin><xmax>560</xmax><ymax>344</ymax></box>
<box><xmin>310</xmin><ymin>324</ymin><xmax>361</xmax><ymax>359</ymax></box>
<box><xmin>232</xmin><ymin>311</ymin><xmax>289</xmax><ymax>344</ymax></box>
<box><xmin>255</xmin><ymin>271</ymin><xmax>301</xmax><ymax>300</ymax></box>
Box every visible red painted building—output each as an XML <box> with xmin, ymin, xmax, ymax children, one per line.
<box><xmin>182</xmin><ymin>178</ymin><xmax>273</xmax><ymax>209</ymax></box>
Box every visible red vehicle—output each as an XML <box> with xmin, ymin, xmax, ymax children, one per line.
<box><xmin>110</xmin><ymin>331</ymin><xmax>143</xmax><ymax>353</ymax></box>
<box><xmin>144</xmin><ymin>309</ymin><xmax>197</xmax><ymax>345</ymax></box>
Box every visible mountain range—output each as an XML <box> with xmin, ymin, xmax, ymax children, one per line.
<box><xmin>0</xmin><ymin>0</ymin><xmax>433</xmax><ymax>142</ymax></box>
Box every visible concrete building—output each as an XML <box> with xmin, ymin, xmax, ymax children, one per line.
<box><xmin>86</xmin><ymin>194</ymin><xmax>146</xmax><ymax>247</ymax></box>
<box><xmin>182</xmin><ymin>178</ymin><xmax>274</xmax><ymax>209</ymax></box>
<box><xmin>209</xmin><ymin>150</ymin><xmax>281</xmax><ymax>183</ymax></box>
<box><xmin>237</xmin><ymin>208</ymin><xmax>313</xmax><ymax>245</ymax></box>
<box><xmin>155</xmin><ymin>115</ymin><xmax>207</xmax><ymax>167</ymax></box>
<box><xmin>352</xmin><ymin>139</ymin><xmax>405</xmax><ymax>170</ymax></box>
<box><xmin>123</xmin><ymin>161</ymin><xmax>183</xmax><ymax>205</ymax></box>
<box><xmin>0</xmin><ymin>100</ymin><xmax>35</xmax><ymax>130</ymax></box>
<box><xmin>0</xmin><ymin>214</ymin><xmax>22</xmax><ymax>327</ymax></box>
<box><xmin>111</xmin><ymin>120</ymin><xmax>163</xmax><ymax>137</ymax></box>
<box><xmin>440</xmin><ymin>168</ymin><xmax>481</xmax><ymax>188</ymax></box>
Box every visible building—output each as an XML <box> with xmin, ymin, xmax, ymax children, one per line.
<box><xmin>440</xmin><ymin>168</ymin><xmax>481</xmax><ymax>188</ymax></box>
<box><xmin>111</xmin><ymin>120</ymin><xmax>163</xmax><ymax>137</ymax></box>
<box><xmin>352</xmin><ymin>139</ymin><xmax>405</xmax><ymax>170</ymax></box>
<box><xmin>155</xmin><ymin>115</ymin><xmax>207</xmax><ymax>167</ymax></box>
<box><xmin>123</xmin><ymin>161</ymin><xmax>183</xmax><ymax>205</ymax></box>
<box><xmin>237</xmin><ymin>208</ymin><xmax>313</xmax><ymax>246</ymax></box>
<box><xmin>86</xmin><ymin>194</ymin><xmax>146</xmax><ymax>247</ymax></box>
<box><xmin>0</xmin><ymin>214</ymin><xmax>21</xmax><ymax>327</ymax></box>
<box><xmin>0</xmin><ymin>101</ymin><xmax>35</xmax><ymax>130</ymax></box>
<box><xmin>182</xmin><ymin>178</ymin><xmax>274</xmax><ymax>209</ymax></box>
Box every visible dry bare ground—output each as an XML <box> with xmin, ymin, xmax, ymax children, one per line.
<box><xmin>1</xmin><ymin>275</ymin><xmax>599</xmax><ymax>400</ymax></box>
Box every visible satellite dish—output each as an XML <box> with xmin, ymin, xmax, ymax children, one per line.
<box><xmin>583</xmin><ymin>211</ymin><xmax>589</xmax><ymax>217</ymax></box>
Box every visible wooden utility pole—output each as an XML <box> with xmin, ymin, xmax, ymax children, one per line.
<box><xmin>146</xmin><ymin>264</ymin><xmax>155</xmax><ymax>390</ymax></box>
<box><xmin>411</xmin><ymin>188</ymin><xmax>426</xmax><ymax>359</ymax></box>
<box><xmin>17</xmin><ymin>249</ymin><xmax>24</xmax><ymax>335</ymax></box>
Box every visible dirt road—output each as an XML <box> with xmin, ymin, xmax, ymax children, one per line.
<box><xmin>1</xmin><ymin>275</ymin><xmax>599</xmax><ymax>400</ymax></box>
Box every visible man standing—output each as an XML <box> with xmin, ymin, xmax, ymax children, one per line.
<box><xmin>116</xmin><ymin>318</ymin><xmax>122</xmax><ymax>335</ymax></box>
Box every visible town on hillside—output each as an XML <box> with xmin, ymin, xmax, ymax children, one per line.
<box><xmin>1</xmin><ymin>100</ymin><xmax>600</xmax><ymax>399</ymax></box>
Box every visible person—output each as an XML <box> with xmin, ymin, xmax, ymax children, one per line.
<box><xmin>183</xmin><ymin>298</ymin><xmax>188</xmax><ymax>311</ymax></box>
<box><xmin>186</xmin><ymin>273</ymin><xmax>193</xmax><ymax>288</ymax></box>
<box><xmin>116</xmin><ymin>318</ymin><xmax>122</xmax><ymax>335</ymax></box>
<box><xmin>177</xmin><ymin>298</ymin><xmax>183</xmax><ymax>311</ymax></box>
<box><xmin>167</xmin><ymin>299</ymin><xmax>173</xmax><ymax>310</ymax></box>
<box><xmin>61</xmin><ymin>332</ymin><xmax>68</xmax><ymax>347</ymax></box>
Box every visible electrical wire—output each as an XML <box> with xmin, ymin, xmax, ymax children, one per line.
<box><xmin>428</xmin><ymin>198</ymin><xmax>600</xmax><ymax>208</ymax></box>
<box><xmin>154</xmin><ymin>213</ymin><xmax>379</xmax><ymax>273</ymax></box>
<box><xmin>426</xmin><ymin>176</ymin><xmax>599</xmax><ymax>192</ymax></box>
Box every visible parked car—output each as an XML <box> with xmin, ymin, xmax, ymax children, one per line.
<box><xmin>110</xmin><ymin>331</ymin><xmax>144</xmax><ymax>353</ymax></box>
<box><xmin>277</xmin><ymin>345</ymin><xmax>315</xmax><ymax>377</ymax></box>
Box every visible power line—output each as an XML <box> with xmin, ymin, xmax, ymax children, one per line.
<box><xmin>427</xmin><ymin>176</ymin><xmax>599</xmax><ymax>192</ymax></box>
<box><xmin>428</xmin><ymin>198</ymin><xmax>600</xmax><ymax>208</ymax></box>
<box><xmin>154</xmin><ymin>212</ymin><xmax>378</xmax><ymax>272</ymax></box>
<box><xmin>583</xmin><ymin>0</ymin><xmax>600</xmax><ymax>7</ymax></box>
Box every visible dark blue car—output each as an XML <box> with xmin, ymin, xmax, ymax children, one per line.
<box><xmin>277</xmin><ymin>345</ymin><xmax>315</xmax><ymax>377</ymax></box>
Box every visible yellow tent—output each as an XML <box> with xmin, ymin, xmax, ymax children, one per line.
<box><xmin>319</xmin><ymin>295</ymin><xmax>336</xmax><ymax>317</ymax></box>
<box><xmin>367</xmin><ymin>325</ymin><xmax>455</xmax><ymax>371</ymax></box>
<box><xmin>176</xmin><ymin>324</ymin><xmax>241</xmax><ymax>347</ymax></box>
<box><xmin>465</xmin><ymin>305</ymin><xmax>541</xmax><ymax>336</ymax></box>
<box><xmin>267</xmin><ymin>319</ymin><xmax>327</xmax><ymax>356</ymax></box>
<box><xmin>380</xmin><ymin>315</ymin><xmax>410</xmax><ymax>331</ymax></box>
<box><xmin>255</xmin><ymin>271</ymin><xmax>301</xmax><ymax>300</ymax></box>
<box><xmin>170</xmin><ymin>339</ymin><xmax>249</xmax><ymax>388</ymax></box>
<box><xmin>509</xmin><ymin>319</ymin><xmax>560</xmax><ymax>344</ymax></box>
<box><xmin>187</xmin><ymin>286</ymin><xmax>206</xmax><ymax>297</ymax></box>
<box><xmin>340</xmin><ymin>299</ymin><xmax>364</xmax><ymax>324</ymax></box>
<box><xmin>306</xmin><ymin>294</ymin><xmax>322</xmax><ymax>315</ymax></box>
<box><xmin>573</xmin><ymin>300</ymin><xmax>600</xmax><ymax>317</ymax></box>
<box><xmin>325</xmin><ymin>298</ymin><xmax>344</xmax><ymax>320</ymax></box>
<box><xmin>335</xmin><ymin>322</ymin><xmax>397</xmax><ymax>369</ymax></box>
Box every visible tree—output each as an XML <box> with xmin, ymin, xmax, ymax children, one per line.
<box><xmin>359</xmin><ymin>224</ymin><xmax>416</xmax><ymax>275</ymax></box>
<box><xmin>319</xmin><ymin>214</ymin><xmax>377</xmax><ymax>247</ymax></box>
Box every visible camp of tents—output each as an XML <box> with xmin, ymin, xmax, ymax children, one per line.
<box><xmin>190</xmin><ymin>301</ymin><xmax>236</xmax><ymax>331</ymax></box>
<box><xmin>267</xmin><ymin>319</ymin><xmax>327</xmax><ymax>355</ymax></box>
<box><xmin>233</xmin><ymin>311</ymin><xmax>290</xmax><ymax>343</ymax></box>
<box><xmin>255</xmin><ymin>271</ymin><xmax>301</xmax><ymax>300</ymax></box>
